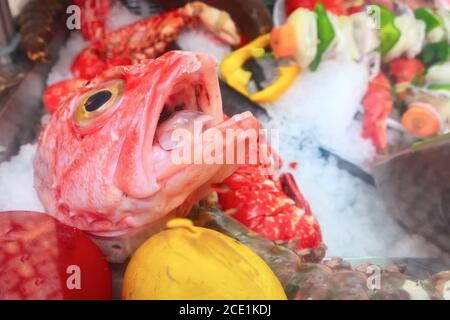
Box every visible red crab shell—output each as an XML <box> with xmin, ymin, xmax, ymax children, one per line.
<box><xmin>70</xmin><ymin>1</ymin><xmax>240</xmax><ymax>81</ymax></box>
<box><xmin>217</xmin><ymin>163</ymin><xmax>322</xmax><ymax>251</ymax></box>
<box><xmin>74</xmin><ymin>0</ymin><xmax>109</xmax><ymax>41</ymax></box>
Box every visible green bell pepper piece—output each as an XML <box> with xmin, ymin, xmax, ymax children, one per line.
<box><xmin>378</xmin><ymin>5</ymin><xmax>401</xmax><ymax>56</ymax></box>
<box><xmin>412</xmin><ymin>132</ymin><xmax>450</xmax><ymax>150</ymax></box>
<box><xmin>309</xmin><ymin>3</ymin><xmax>335</xmax><ymax>71</ymax></box>
<box><xmin>420</xmin><ymin>41</ymin><xmax>450</xmax><ymax>67</ymax></box>
<box><xmin>428</xmin><ymin>83</ymin><xmax>450</xmax><ymax>91</ymax></box>
<box><xmin>414</xmin><ymin>7</ymin><xmax>441</xmax><ymax>33</ymax></box>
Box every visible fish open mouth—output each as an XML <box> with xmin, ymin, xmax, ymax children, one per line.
<box><xmin>154</xmin><ymin>68</ymin><xmax>223</xmax><ymax>152</ymax></box>
<box><xmin>147</xmin><ymin>52</ymin><xmax>260</xmax><ymax>184</ymax></box>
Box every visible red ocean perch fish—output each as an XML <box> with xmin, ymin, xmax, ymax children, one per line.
<box><xmin>34</xmin><ymin>51</ymin><xmax>260</xmax><ymax>243</ymax></box>
<box><xmin>217</xmin><ymin>164</ymin><xmax>322</xmax><ymax>252</ymax></box>
<box><xmin>71</xmin><ymin>1</ymin><xmax>240</xmax><ymax>80</ymax></box>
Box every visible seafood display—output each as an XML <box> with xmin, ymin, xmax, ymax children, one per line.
<box><xmin>1</xmin><ymin>0</ymin><xmax>450</xmax><ymax>302</ymax></box>
<box><xmin>36</xmin><ymin>1</ymin><xmax>322</xmax><ymax>265</ymax></box>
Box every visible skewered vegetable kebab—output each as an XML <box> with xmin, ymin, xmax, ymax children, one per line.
<box><xmin>219</xmin><ymin>3</ymin><xmax>449</xmax><ymax>104</ymax></box>
<box><xmin>272</xmin><ymin>4</ymin><xmax>450</xmax><ymax>73</ymax></box>
<box><xmin>219</xmin><ymin>2</ymin><xmax>373</xmax><ymax>103</ymax></box>
<box><xmin>272</xmin><ymin>3</ymin><xmax>373</xmax><ymax>70</ymax></box>
<box><xmin>400</xmin><ymin>61</ymin><xmax>450</xmax><ymax>137</ymax></box>
<box><xmin>269</xmin><ymin>4</ymin><xmax>450</xmax><ymax>147</ymax></box>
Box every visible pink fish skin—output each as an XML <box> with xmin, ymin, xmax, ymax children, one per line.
<box><xmin>34</xmin><ymin>51</ymin><xmax>260</xmax><ymax>236</ymax></box>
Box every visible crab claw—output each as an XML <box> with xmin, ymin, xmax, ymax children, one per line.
<box><xmin>184</xmin><ymin>1</ymin><xmax>240</xmax><ymax>46</ymax></box>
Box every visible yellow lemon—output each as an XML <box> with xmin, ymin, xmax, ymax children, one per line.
<box><xmin>122</xmin><ymin>218</ymin><xmax>287</xmax><ymax>300</ymax></box>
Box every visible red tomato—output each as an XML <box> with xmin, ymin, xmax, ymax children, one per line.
<box><xmin>285</xmin><ymin>0</ymin><xmax>348</xmax><ymax>16</ymax></box>
<box><xmin>388</xmin><ymin>57</ymin><xmax>425</xmax><ymax>101</ymax></box>
<box><xmin>0</xmin><ymin>211</ymin><xmax>112</xmax><ymax>300</ymax></box>
<box><xmin>285</xmin><ymin>0</ymin><xmax>315</xmax><ymax>15</ymax></box>
<box><xmin>347</xmin><ymin>5</ymin><xmax>363</xmax><ymax>14</ymax></box>
<box><xmin>388</xmin><ymin>57</ymin><xmax>425</xmax><ymax>84</ymax></box>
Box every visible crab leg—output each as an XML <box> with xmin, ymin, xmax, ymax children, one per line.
<box><xmin>216</xmin><ymin>161</ymin><xmax>323</xmax><ymax>254</ymax></box>
<box><xmin>71</xmin><ymin>1</ymin><xmax>240</xmax><ymax>80</ymax></box>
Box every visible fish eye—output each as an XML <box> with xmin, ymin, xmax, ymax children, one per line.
<box><xmin>74</xmin><ymin>80</ymin><xmax>123</xmax><ymax>128</ymax></box>
<box><xmin>84</xmin><ymin>90</ymin><xmax>112</xmax><ymax>112</ymax></box>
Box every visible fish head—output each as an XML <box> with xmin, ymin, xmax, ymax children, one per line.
<box><xmin>34</xmin><ymin>51</ymin><xmax>260</xmax><ymax>236</ymax></box>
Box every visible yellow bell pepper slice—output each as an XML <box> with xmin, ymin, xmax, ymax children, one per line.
<box><xmin>250</xmin><ymin>66</ymin><xmax>300</xmax><ymax>103</ymax></box>
<box><xmin>225</xmin><ymin>68</ymin><xmax>252</xmax><ymax>96</ymax></box>
<box><xmin>220</xmin><ymin>33</ymin><xmax>300</xmax><ymax>104</ymax></box>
